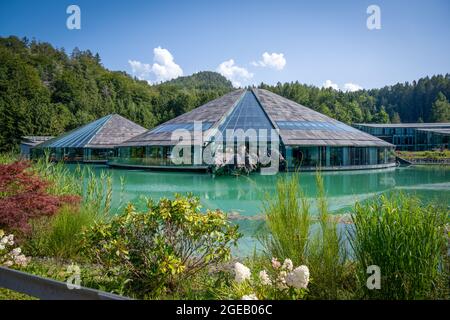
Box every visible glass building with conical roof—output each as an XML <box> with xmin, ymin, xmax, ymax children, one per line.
<box><xmin>32</xmin><ymin>114</ymin><xmax>146</xmax><ymax>162</ymax></box>
<box><xmin>110</xmin><ymin>89</ymin><xmax>395</xmax><ymax>171</ymax></box>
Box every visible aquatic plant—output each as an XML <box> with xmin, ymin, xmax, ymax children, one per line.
<box><xmin>307</xmin><ymin>171</ymin><xmax>347</xmax><ymax>299</ymax></box>
<box><xmin>24</xmin><ymin>204</ymin><xmax>101</xmax><ymax>259</ymax></box>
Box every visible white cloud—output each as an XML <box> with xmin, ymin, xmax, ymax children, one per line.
<box><xmin>322</xmin><ymin>80</ymin><xmax>339</xmax><ymax>90</ymax></box>
<box><xmin>252</xmin><ymin>52</ymin><xmax>286</xmax><ymax>70</ymax></box>
<box><xmin>128</xmin><ymin>60</ymin><xmax>152</xmax><ymax>81</ymax></box>
<box><xmin>343</xmin><ymin>83</ymin><xmax>363</xmax><ymax>92</ymax></box>
<box><xmin>216</xmin><ymin>59</ymin><xmax>253</xmax><ymax>87</ymax></box>
<box><xmin>322</xmin><ymin>80</ymin><xmax>363</xmax><ymax>92</ymax></box>
<box><xmin>128</xmin><ymin>47</ymin><xmax>183</xmax><ymax>84</ymax></box>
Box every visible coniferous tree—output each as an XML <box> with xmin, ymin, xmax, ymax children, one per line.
<box><xmin>430</xmin><ymin>92</ymin><xmax>450</xmax><ymax>122</ymax></box>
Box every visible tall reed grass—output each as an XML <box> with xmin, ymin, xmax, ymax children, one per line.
<box><xmin>23</xmin><ymin>154</ymin><xmax>118</xmax><ymax>259</ymax></box>
<box><xmin>307</xmin><ymin>172</ymin><xmax>348</xmax><ymax>299</ymax></box>
<box><xmin>260</xmin><ymin>171</ymin><xmax>349</xmax><ymax>299</ymax></box>
<box><xmin>0</xmin><ymin>152</ymin><xmax>18</xmax><ymax>164</ymax></box>
<box><xmin>260</xmin><ymin>173</ymin><xmax>311</xmax><ymax>265</ymax></box>
<box><xmin>25</xmin><ymin>205</ymin><xmax>103</xmax><ymax>259</ymax></box>
<box><xmin>349</xmin><ymin>193</ymin><xmax>449</xmax><ymax>299</ymax></box>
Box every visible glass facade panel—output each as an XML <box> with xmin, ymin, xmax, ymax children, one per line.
<box><xmin>277</xmin><ymin>121</ymin><xmax>358</xmax><ymax>133</ymax></box>
<box><xmin>287</xmin><ymin>146</ymin><xmax>395</xmax><ymax>169</ymax></box>
<box><xmin>85</xmin><ymin>148</ymin><xmax>114</xmax><ymax>161</ymax></box>
<box><xmin>219</xmin><ymin>91</ymin><xmax>274</xmax><ymax>135</ymax></box>
<box><xmin>355</xmin><ymin>124</ymin><xmax>450</xmax><ymax>151</ymax></box>
<box><xmin>330</xmin><ymin>147</ymin><xmax>344</xmax><ymax>166</ymax></box>
<box><xmin>151</xmin><ymin>122</ymin><xmax>214</xmax><ymax>134</ymax></box>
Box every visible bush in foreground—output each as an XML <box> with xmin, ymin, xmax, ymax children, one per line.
<box><xmin>82</xmin><ymin>194</ymin><xmax>241</xmax><ymax>298</ymax></box>
<box><xmin>0</xmin><ymin>161</ymin><xmax>80</xmax><ymax>234</ymax></box>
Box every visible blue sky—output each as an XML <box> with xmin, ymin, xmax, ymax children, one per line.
<box><xmin>1</xmin><ymin>0</ymin><xmax>449</xmax><ymax>89</ymax></box>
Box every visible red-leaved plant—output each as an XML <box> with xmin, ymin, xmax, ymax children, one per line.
<box><xmin>0</xmin><ymin>161</ymin><xmax>80</xmax><ymax>234</ymax></box>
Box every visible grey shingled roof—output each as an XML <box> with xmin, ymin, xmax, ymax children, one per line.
<box><xmin>120</xmin><ymin>89</ymin><xmax>245</xmax><ymax>146</ymax></box>
<box><xmin>21</xmin><ymin>136</ymin><xmax>54</xmax><ymax>147</ymax></box>
<box><xmin>119</xmin><ymin>89</ymin><xmax>393</xmax><ymax>148</ymax></box>
<box><xmin>253</xmin><ymin>89</ymin><xmax>393</xmax><ymax>147</ymax></box>
<box><xmin>86</xmin><ymin>114</ymin><xmax>147</xmax><ymax>148</ymax></box>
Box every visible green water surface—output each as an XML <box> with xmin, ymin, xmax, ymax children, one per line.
<box><xmin>78</xmin><ymin>165</ymin><xmax>450</xmax><ymax>254</ymax></box>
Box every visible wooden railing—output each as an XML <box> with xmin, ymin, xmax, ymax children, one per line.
<box><xmin>0</xmin><ymin>266</ymin><xmax>130</xmax><ymax>300</ymax></box>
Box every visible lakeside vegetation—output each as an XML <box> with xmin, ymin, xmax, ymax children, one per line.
<box><xmin>397</xmin><ymin>150</ymin><xmax>450</xmax><ymax>163</ymax></box>
<box><xmin>1</xmin><ymin>154</ymin><xmax>448</xmax><ymax>300</ymax></box>
<box><xmin>1</xmin><ymin>35</ymin><xmax>450</xmax><ymax>153</ymax></box>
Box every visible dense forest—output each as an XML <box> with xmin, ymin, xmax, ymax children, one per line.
<box><xmin>0</xmin><ymin>36</ymin><xmax>449</xmax><ymax>151</ymax></box>
<box><xmin>0</xmin><ymin>36</ymin><xmax>233</xmax><ymax>151</ymax></box>
<box><xmin>259</xmin><ymin>74</ymin><xmax>450</xmax><ymax>125</ymax></box>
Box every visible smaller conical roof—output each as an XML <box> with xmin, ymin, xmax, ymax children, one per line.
<box><xmin>37</xmin><ymin>114</ymin><xmax>146</xmax><ymax>149</ymax></box>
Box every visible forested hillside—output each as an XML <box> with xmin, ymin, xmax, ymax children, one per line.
<box><xmin>0</xmin><ymin>36</ymin><xmax>449</xmax><ymax>151</ymax></box>
<box><xmin>259</xmin><ymin>74</ymin><xmax>450</xmax><ymax>125</ymax></box>
<box><xmin>164</xmin><ymin>71</ymin><xmax>233</xmax><ymax>90</ymax></box>
<box><xmin>0</xmin><ymin>36</ymin><xmax>232</xmax><ymax>151</ymax></box>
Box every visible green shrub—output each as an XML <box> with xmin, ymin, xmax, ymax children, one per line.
<box><xmin>81</xmin><ymin>194</ymin><xmax>241</xmax><ymax>298</ymax></box>
<box><xmin>24</xmin><ymin>204</ymin><xmax>101</xmax><ymax>259</ymax></box>
<box><xmin>349</xmin><ymin>193</ymin><xmax>449</xmax><ymax>299</ymax></box>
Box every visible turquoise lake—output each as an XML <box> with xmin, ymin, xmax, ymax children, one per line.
<box><xmin>79</xmin><ymin>165</ymin><xmax>450</xmax><ymax>254</ymax></box>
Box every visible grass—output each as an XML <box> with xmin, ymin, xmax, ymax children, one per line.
<box><xmin>22</xmin><ymin>163</ymin><xmax>115</xmax><ymax>259</ymax></box>
<box><xmin>0</xmin><ymin>152</ymin><xmax>115</xmax><ymax>260</ymax></box>
<box><xmin>349</xmin><ymin>193</ymin><xmax>449</xmax><ymax>299</ymax></box>
<box><xmin>259</xmin><ymin>171</ymin><xmax>351</xmax><ymax>299</ymax></box>
<box><xmin>307</xmin><ymin>172</ymin><xmax>349</xmax><ymax>299</ymax></box>
<box><xmin>397</xmin><ymin>150</ymin><xmax>450</xmax><ymax>160</ymax></box>
<box><xmin>259</xmin><ymin>172</ymin><xmax>311</xmax><ymax>265</ymax></box>
<box><xmin>24</xmin><ymin>205</ymin><xmax>102</xmax><ymax>259</ymax></box>
<box><xmin>0</xmin><ymin>288</ymin><xmax>37</xmax><ymax>300</ymax></box>
<box><xmin>1</xmin><ymin>152</ymin><xmax>449</xmax><ymax>300</ymax></box>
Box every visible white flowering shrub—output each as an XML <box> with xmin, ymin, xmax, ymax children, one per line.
<box><xmin>231</xmin><ymin>258</ymin><xmax>310</xmax><ymax>300</ymax></box>
<box><xmin>234</xmin><ymin>262</ymin><xmax>251</xmax><ymax>283</ymax></box>
<box><xmin>0</xmin><ymin>229</ymin><xmax>30</xmax><ymax>268</ymax></box>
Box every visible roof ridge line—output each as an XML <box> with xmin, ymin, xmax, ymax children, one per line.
<box><xmin>250</xmin><ymin>88</ymin><xmax>281</xmax><ymax>132</ymax></box>
<box><xmin>85</xmin><ymin>114</ymin><xmax>113</xmax><ymax>146</ymax></box>
<box><xmin>203</xmin><ymin>89</ymin><xmax>246</xmax><ymax>144</ymax></box>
